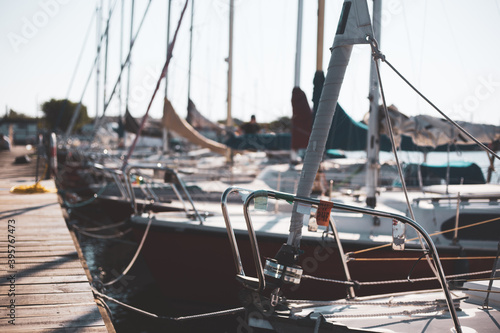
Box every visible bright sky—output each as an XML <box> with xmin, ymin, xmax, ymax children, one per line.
<box><xmin>1</xmin><ymin>0</ymin><xmax>500</xmax><ymax>127</ymax></box>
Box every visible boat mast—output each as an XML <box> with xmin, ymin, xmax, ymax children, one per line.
<box><xmin>95</xmin><ymin>1</ymin><xmax>103</xmax><ymax>127</ymax></box>
<box><xmin>287</xmin><ymin>0</ymin><xmax>374</xmax><ymax>248</ymax></box>
<box><xmin>226</xmin><ymin>0</ymin><xmax>234</xmax><ymax>128</ymax></box>
<box><xmin>102</xmin><ymin>0</ymin><xmax>111</xmax><ymax>124</ymax></box>
<box><xmin>118</xmin><ymin>0</ymin><xmax>124</xmax><ymax>146</ymax></box>
<box><xmin>316</xmin><ymin>0</ymin><xmax>324</xmax><ymax>76</ymax></box>
<box><xmin>125</xmin><ymin>0</ymin><xmax>135</xmax><ymax>117</ymax></box>
<box><xmin>290</xmin><ymin>0</ymin><xmax>304</xmax><ymax>162</ymax></box>
<box><xmin>163</xmin><ymin>0</ymin><xmax>172</xmax><ymax>154</ymax></box>
<box><xmin>365</xmin><ymin>0</ymin><xmax>382</xmax><ymax>208</ymax></box>
<box><xmin>294</xmin><ymin>0</ymin><xmax>303</xmax><ymax>88</ymax></box>
<box><xmin>187</xmin><ymin>0</ymin><xmax>194</xmax><ymax>103</ymax></box>
<box><xmin>312</xmin><ymin>0</ymin><xmax>325</xmax><ymax>121</ymax></box>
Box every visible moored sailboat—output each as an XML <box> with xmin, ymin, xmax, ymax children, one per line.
<box><xmin>222</xmin><ymin>1</ymin><xmax>500</xmax><ymax>331</ymax></box>
<box><xmin>126</xmin><ymin>0</ymin><xmax>500</xmax><ymax>309</ymax></box>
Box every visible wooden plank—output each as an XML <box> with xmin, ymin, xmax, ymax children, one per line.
<box><xmin>0</xmin><ymin>268</ymin><xmax>88</xmax><ymax>277</ymax></box>
<box><xmin>0</xmin><ymin>251</ymin><xmax>78</xmax><ymax>258</ymax></box>
<box><xmin>0</xmin><ymin>233</ymin><xmax>74</xmax><ymax>240</ymax></box>
<box><xmin>0</xmin><ymin>275</ymin><xmax>89</xmax><ymax>285</ymax></box>
<box><xmin>1</xmin><ymin>217</ymin><xmax>68</xmax><ymax>222</ymax></box>
<box><xmin>0</xmin><ymin>256</ymin><xmax>78</xmax><ymax>264</ymax></box>
<box><xmin>0</xmin><ymin>240</ymin><xmax>76</xmax><ymax>245</ymax></box>
<box><xmin>0</xmin><ymin>292</ymin><xmax>96</xmax><ymax>306</ymax></box>
<box><xmin>24</xmin><ymin>327</ymin><xmax>108</xmax><ymax>333</ymax></box>
<box><xmin>0</xmin><ymin>261</ymin><xmax>86</xmax><ymax>271</ymax></box>
<box><xmin>0</xmin><ymin>303</ymin><xmax>98</xmax><ymax>319</ymax></box>
<box><xmin>0</xmin><ymin>310</ymin><xmax>105</xmax><ymax>331</ymax></box>
<box><xmin>0</xmin><ymin>245</ymin><xmax>80</xmax><ymax>252</ymax></box>
<box><xmin>0</xmin><ymin>282</ymin><xmax>91</xmax><ymax>294</ymax></box>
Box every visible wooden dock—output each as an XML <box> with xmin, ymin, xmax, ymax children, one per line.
<box><xmin>0</xmin><ymin>147</ymin><xmax>114</xmax><ymax>332</ymax></box>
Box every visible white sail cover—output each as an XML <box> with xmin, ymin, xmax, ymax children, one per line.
<box><xmin>370</xmin><ymin>105</ymin><xmax>500</xmax><ymax>148</ymax></box>
<box><xmin>162</xmin><ymin>98</ymin><xmax>229</xmax><ymax>156</ymax></box>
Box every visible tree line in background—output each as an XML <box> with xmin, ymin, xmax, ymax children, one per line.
<box><xmin>4</xmin><ymin>98</ymin><xmax>292</xmax><ymax>134</ymax></box>
<box><xmin>3</xmin><ymin>99</ymin><xmax>91</xmax><ymax>133</ymax></box>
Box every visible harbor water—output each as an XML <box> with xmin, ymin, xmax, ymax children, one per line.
<box><xmin>68</xmin><ymin>205</ymin><xmax>242</xmax><ymax>333</ymax></box>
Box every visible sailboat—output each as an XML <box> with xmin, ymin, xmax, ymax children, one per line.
<box><xmin>121</xmin><ymin>2</ymin><xmax>500</xmax><ymax>313</ymax></box>
<box><xmin>55</xmin><ymin>0</ymin><xmax>499</xmax><ymax>313</ymax></box>
<box><xmin>221</xmin><ymin>0</ymin><xmax>500</xmax><ymax>331</ymax></box>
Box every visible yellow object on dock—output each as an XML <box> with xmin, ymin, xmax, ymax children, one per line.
<box><xmin>10</xmin><ymin>182</ymin><xmax>56</xmax><ymax>194</ymax></box>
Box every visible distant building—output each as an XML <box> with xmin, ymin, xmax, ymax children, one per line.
<box><xmin>0</xmin><ymin>118</ymin><xmax>38</xmax><ymax>145</ymax></box>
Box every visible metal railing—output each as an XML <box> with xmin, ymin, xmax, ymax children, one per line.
<box><xmin>220</xmin><ymin>186</ymin><xmax>462</xmax><ymax>332</ymax></box>
<box><xmin>124</xmin><ymin>163</ymin><xmax>204</xmax><ymax>224</ymax></box>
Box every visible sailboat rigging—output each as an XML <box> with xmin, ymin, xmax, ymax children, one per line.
<box><xmin>121</xmin><ymin>0</ymin><xmax>189</xmax><ymax>171</ymax></box>
<box><xmin>220</xmin><ymin>2</ymin><xmax>500</xmax><ymax>331</ymax></box>
<box><xmin>55</xmin><ymin>3</ymin><xmax>500</xmax><ymax>330</ymax></box>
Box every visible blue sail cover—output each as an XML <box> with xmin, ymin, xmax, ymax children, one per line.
<box><xmin>325</xmin><ymin>104</ymin><xmax>368</xmax><ymax>151</ymax></box>
<box><xmin>224</xmin><ymin>133</ymin><xmax>291</xmax><ymax>151</ymax></box>
<box><xmin>224</xmin><ymin>103</ymin><xmax>495</xmax><ymax>152</ymax></box>
<box><xmin>324</xmin><ymin>104</ymin><xmax>492</xmax><ymax>152</ymax></box>
<box><xmin>403</xmin><ymin>161</ymin><xmax>486</xmax><ymax>186</ymax></box>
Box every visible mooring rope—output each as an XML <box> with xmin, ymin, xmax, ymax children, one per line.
<box><xmin>72</xmin><ymin>220</ymin><xmax>128</xmax><ymax>232</ymax></box>
<box><xmin>73</xmin><ymin>225</ymin><xmax>132</xmax><ymax>239</ymax></box>
<box><xmin>91</xmin><ymin>286</ymin><xmax>245</xmax><ymax>321</ymax></box>
<box><xmin>102</xmin><ymin>215</ymin><xmax>153</xmax><ymax>286</ymax></box>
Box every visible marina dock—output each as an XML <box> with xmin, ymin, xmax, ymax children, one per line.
<box><xmin>0</xmin><ymin>146</ymin><xmax>114</xmax><ymax>332</ymax></box>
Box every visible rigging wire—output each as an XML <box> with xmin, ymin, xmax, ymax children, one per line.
<box><xmin>348</xmin><ymin>215</ymin><xmax>500</xmax><ymax>256</ymax></box>
<box><xmin>121</xmin><ymin>0</ymin><xmax>190</xmax><ymax>171</ymax></box>
<box><xmin>125</xmin><ymin>0</ymin><xmax>135</xmax><ymax>114</ymax></box>
<box><xmin>65</xmin><ymin>10</ymin><xmax>97</xmax><ymax>99</ymax></box>
<box><xmin>101</xmin><ymin>0</ymin><xmax>112</xmax><ymax>121</ymax></box>
<box><xmin>367</xmin><ymin>36</ymin><xmax>440</xmax><ymax>275</ymax></box>
<box><xmin>369</xmin><ymin>38</ymin><xmax>415</xmax><ymax>221</ymax></box>
<box><xmin>54</xmin><ymin>10</ymin><xmax>97</xmax><ymax>131</ymax></box>
<box><xmin>93</xmin><ymin>0</ymin><xmax>154</xmax><ymax>135</ymax></box>
<box><xmin>381</xmin><ymin>56</ymin><xmax>500</xmax><ymax>161</ymax></box>
<box><xmin>64</xmin><ymin>0</ymin><xmax>120</xmax><ymax>138</ymax></box>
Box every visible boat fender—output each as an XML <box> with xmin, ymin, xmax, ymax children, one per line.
<box><xmin>49</xmin><ymin>132</ymin><xmax>57</xmax><ymax>176</ymax></box>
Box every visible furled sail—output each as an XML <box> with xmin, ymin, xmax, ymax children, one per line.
<box><xmin>186</xmin><ymin>98</ymin><xmax>225</xmax><ymax>134</ymax></box>
<box><xmin>124</xmin><ymin>109</ymin><xmax>163</xmax><ymax>138</ymax></box>
<box><xmin>162</xmin><ymin>98</ymin><xmax>229</xmax><ymax>156</ymax></box>
<box><xmin>291</xmin><ymin>87</ymin><xmax>313</xmax><ymax>150</ymax></box>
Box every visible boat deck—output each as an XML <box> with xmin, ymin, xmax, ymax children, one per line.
<box><xmin>0</xmin><ymin>146</ymin><xmax>113</xmax><ymax>332</ymax></box>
